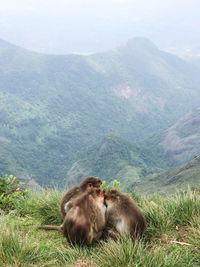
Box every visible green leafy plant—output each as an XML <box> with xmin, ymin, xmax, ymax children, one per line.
<box><xmin>0</xmin><ymin>175</ymin><xmax>29</xmax><ymax>212</ymax></box>
<box><xmin>101</xmin><ymin>179</ymin><xmax>121</xmax><ymax>192</ymax></box>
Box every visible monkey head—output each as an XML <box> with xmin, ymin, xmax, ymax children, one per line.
<box><xmin>88</xmin><ymin>188</ymin><xmax>106</xmax><ymax>207</ymax></box>
<box><xmin>91</xmin><ymin>188</ymin><xmax>105</xmax><ymax>199</ymax></box>
<box><xmin>104</xmin><ymin>189</ymin><xmax>121</xmax><ymax>207</ymax></box>
<box><xmin>80</xmin><ymin>176</ymin><xmax>102</xmax><ymax>191</ymax></box>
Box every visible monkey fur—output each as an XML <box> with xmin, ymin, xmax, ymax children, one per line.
<box><xmin>39</xmin><ymin>176</ymin><xmax>102</xmax><ymax>232</ymax></box>
<box><xmin>60</xmin><ymin>176</ymin><xmax>102</xmax><ymax>219</ymax></box>
<box><xmin>104</xmin><ymin>189</ymin><xmax>146</xmax><ymax>239</ymax></box>
<box><xmin>39</xmin><ymin>187</ymin><xmax>106</xmax><ymax>246</ymax></box>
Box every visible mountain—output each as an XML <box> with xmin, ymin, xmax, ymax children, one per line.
<box><xmin>136</xmin><ymin>155</ymin><xmax>200</xmax><ymax>194</ymax></box>
<box><xmin>66</xmin><ymin>135</ymin><xmax>158</xmax><ymax>190</ymax></box>
<box><xmin>135</xmin><ymin>108</ymin><xmax>200</xmax><ymax>193</ymax></box>
<box><xmin>0</xmin><ymin>37</ymin><xmax>200</xmax><ymax>186</ymax></box>
<box><xmin>159</xmin><ymin>108</ymin><xmax>200</xmax><ymax>165</ymax></box>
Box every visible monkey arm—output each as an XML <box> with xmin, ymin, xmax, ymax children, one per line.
<box><xmin>93</xmin><ymin>231</ymin><xmax>103</xmax><ymax>242</ymax></box>
<box><xmin>60</xmin><ymin>187</ymin><xmax>80</xmax><ymax>218</ymax></box>
<box><xmin>64</xmin><ymin>201</ymin><xmax>74</xmax><ymax>213</ymax></box>
<box><xmin>107</xmin><ymin>227</ymin><xmax>120</xmax><ymax>240</ymax></box>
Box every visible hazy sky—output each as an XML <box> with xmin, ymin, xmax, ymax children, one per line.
<box><xmin>0</xmin><ymin>0</ymin><xmax>199</xmax><ymax>54</ymax></box>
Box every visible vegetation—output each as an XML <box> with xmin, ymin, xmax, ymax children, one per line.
<box><xmin>136</xmin><ymin>156</ymin><xmax>200</xmax><ymax>194</ymax></box>
<box><xmin>159</xmin><ymin>108</ymin><xmax>200</xmax><ymax>165</ymax></box>
<box><xmin>66</xmin><ymin>135</ymin><xmax>156</xmax><ymax>190</ymax></box>
<box><xmin>0</xmin><ymin>175</ymin><xmax>29</xmax><ymax>212</ymax></box>
<box><xmin>0</xmin><ymin>177</ymin><xmax>199</xmax><ymax>267</ymax></box>
<box><xmin>1</xmin><ymin>38</ymin><xmax>200</xmax><ymax>187</ymax></box>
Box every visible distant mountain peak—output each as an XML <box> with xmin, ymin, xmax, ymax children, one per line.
<box><xmin>0</xmin><ymin>38</ymin><xmax>27</xmax><ymax>53</ymax></box>
<box><xmin>126</xmin><ymin>37</ymin><xmax>158</xmax><ymax>52</ymax></box>
<box><xmin>0</xmin><ymin>38</ymin><xmax>15</xmax><ymax>48</ymax></box>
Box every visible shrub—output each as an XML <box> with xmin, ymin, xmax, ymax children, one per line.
<box><xmin>0</xmin><ymin>175</ymin><xmax>29</xmax><ymax>212</ymax></box>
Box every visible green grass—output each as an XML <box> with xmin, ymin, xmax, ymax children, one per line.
<box><xmin>0</xmin><ymin>189</ymin><xmax>199</xmax><ymax>267</ymax></box>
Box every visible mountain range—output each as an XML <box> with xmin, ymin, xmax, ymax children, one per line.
<box><xmin>0</xmin><ymin>37</ymin><xmax>199</xmax><ymax>190</ymax></box>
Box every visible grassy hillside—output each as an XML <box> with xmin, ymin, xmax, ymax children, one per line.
<box><xmin>136</xmin><ymin>155</ymin><xmax>200</xmax><ymax>194</ymax></box>
<box><xmin>0</xmin><ymin>185</ymin><xmax>199</xmax><ymax>267</ymax></box>
<box><xmin>1</xmin><ymin>38</ymin><xmax>200</xmax><ymax>186</ymax></box>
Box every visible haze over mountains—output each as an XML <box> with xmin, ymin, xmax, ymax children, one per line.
<box><xmin>0</xmin><ymin>0</ymin><xmax>199</xmax><ymax>56</ymax></box>
<box><xmin>0</xmin><ymin>37</ymin><xmax>199</xmax><ymax>191</ymax></box>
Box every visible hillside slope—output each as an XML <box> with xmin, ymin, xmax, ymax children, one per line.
<box><xmin>136</xmin><ymin>155</ymin><xmax>200</xmax><ymax>194</ymax></box>
<box><xmin>160</xmin><ymin>108</ymin><xmax>200</xmax><ymax>164</ymax></box>
<box><xmin>66</xmin><ymin>135</ymin><xmax>153</xmax><ymax>189</ymax></box>
<box><xmin>0</xmin><ymin>38</ymin><xmax>200</xmax><ymax>185</ymax></box>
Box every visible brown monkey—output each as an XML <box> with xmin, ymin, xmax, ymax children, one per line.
<box><xmin>63</xmin><ymin>188</ymin><xmax>106</xmax><ymax>245</ymax></box>
<box><xmin>39</xmin><ymin>188</ymin><xmax>106</xmax><ymax>245</ymax></box>
<box><xmin>104</xmin><ymin>189</ymin><xmax>146</xmax><ymax>240</ymax></box>
<box><xmin>60</xmin><ymin>176</ymin><xmax>102</xmax><ymax>219</ymax></box>
<box><xmin>39</xmin><ymin>177</ymin><xmax>102</xmax><ymax>233</ymax></box>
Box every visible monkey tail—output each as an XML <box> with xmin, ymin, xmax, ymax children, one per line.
<box><xmin>38</xmin><ymin>224</ymin><xmax>63</xmax><ymax>232</ymax></box>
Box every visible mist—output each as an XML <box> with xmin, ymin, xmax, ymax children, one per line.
<box><xmin>0</xmin><ymin>0</ymin><xmax>199</xmax><ymax>55</ymax></box>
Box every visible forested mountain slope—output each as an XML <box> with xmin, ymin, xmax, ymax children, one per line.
<box><xmin>160</xmin><ymin>108</ymin><xmax>200</xmax><ymax>164</ymax></box>
<box><xmin>66</xmin><ymin>135</ymin><xmax>153</xmax><ymax>189</ymax></box>
<box><xmin>0</xmin><ymin>37</ymin><xmax>200</xmax><ymax>186</ymax></box>
<box><xmin>136</xmin><ymin>155</ymin><xmax>200</xmax><ymax>194</ymax></box>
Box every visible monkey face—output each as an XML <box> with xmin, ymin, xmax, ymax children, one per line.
<box><xmin>91</xmin><ymin>188</ymin><xmax>105</xmax><ymax>205</ymax></box>
<box><xmin>104</xmin><ymin>189</ymin><xmax>120</xmax><ymax>206</ymax></box>
<box><xmin>93</xmin><ymin>188</ymin><xmax>105</xmax><ymax>198</ymax></box>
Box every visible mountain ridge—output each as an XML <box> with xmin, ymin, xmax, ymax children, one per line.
<box><xmin>136</xmin><ymin>154</ymin><xmax>200</xmax><ymax>194</ymax></box>
<box><xmin>0</xmin><ymin>37</ymin><xmax>200</xmax><ymax>187</ymax></box>
<box><xmin>160</xmin><ymin>108</ymin><xmax>200</xmax><ymax>164</ymax></box>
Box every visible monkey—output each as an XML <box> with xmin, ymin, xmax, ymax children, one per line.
<box><xmin>39</xmin><ymin>188</ymin><xmax>107</xmax><ymax>246</ymax></box>
<box><xmin>38</xmin><ymin>176</ymin><xmax>102</xmax><ymax>233</ymax></box>
<box><xmin>63</xmin><ymin>187</ymin><xmax>106</xmax><ymax>245</ymax></box>
<box><xmin>60</xmin><ymin>176</ymin><xmax>102</xmax><ymax>219</ymax></box>
<box><xmin>104</xmin><ymin>189</ymin><xmax>146</xmax><ymax>240</ymax></box>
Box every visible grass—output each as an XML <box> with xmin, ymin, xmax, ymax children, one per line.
<box><xmin>0</xmin><ymin>188</ymin><xmax>199</xmax><ymax>267</ymax></box>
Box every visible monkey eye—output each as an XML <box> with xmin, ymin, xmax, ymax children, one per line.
<box><xmin>88</xmin><ymin>183</ymin><xmax>93</xmax><ymax>187</ymax></box>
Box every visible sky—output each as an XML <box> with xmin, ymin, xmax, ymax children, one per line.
<box><xmin>0</xmin><ymin>0</ymin><xmax>199</xmax><ymax>54</ymax></box>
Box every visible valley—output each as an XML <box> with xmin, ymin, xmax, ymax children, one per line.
<box><xmin>0</xmin><ymin>37</ymin><xmax>199</xmax><ymax>191</ymax></box>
